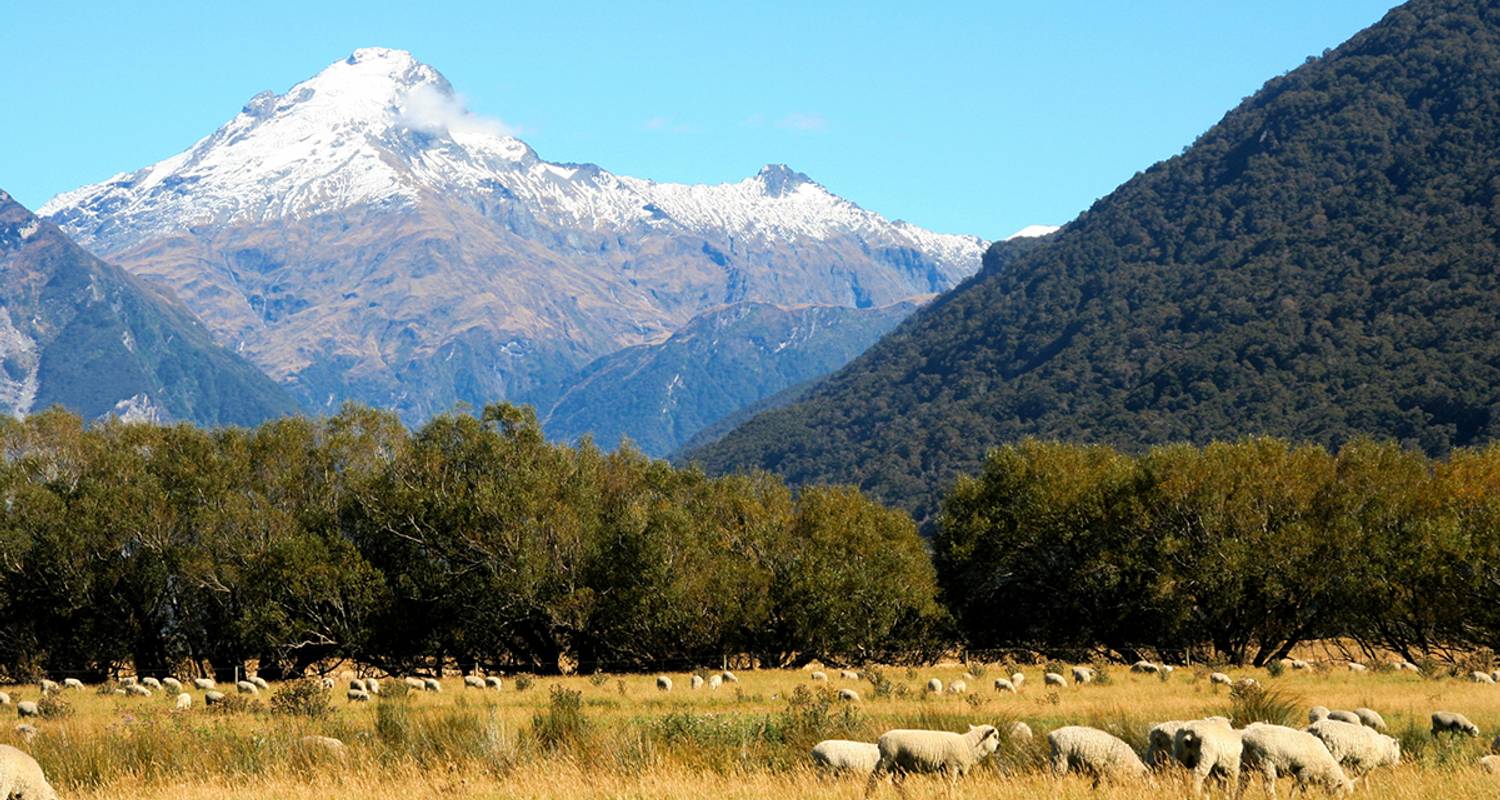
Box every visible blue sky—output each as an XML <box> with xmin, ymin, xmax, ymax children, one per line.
<box><xmin>4</xmin><ymin>1</ymin><xmax>1397</xmax><ymax>238</ymax></box>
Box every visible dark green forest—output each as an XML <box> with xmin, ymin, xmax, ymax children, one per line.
<box><xmin>687</xmin><ymin>0</ymin><xmax>1500</xmax><ymax>522</ymax></box>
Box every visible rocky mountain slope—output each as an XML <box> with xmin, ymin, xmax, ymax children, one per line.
<box><xmin>42</xmin><ymin>48</ymin><xmax>986</xmax><ymax>424</ymax></box>
<box><xmin>687</xmin><ymin>0</ymin><xmax>1500</xmax><ymax>521</ymax></box>
<box><xmin>0</xmin><ymin>189</ymin><xmax>297</xmax><ymax>424</ymax></box>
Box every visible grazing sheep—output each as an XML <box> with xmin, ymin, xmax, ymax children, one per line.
<box><xmin>721</xmin><ymin>670</ymin><xmax>739</xmax><ymax>683</ymax></box>
<box><xmin>141</xmin><ymin>677</ymin><xmax>162</xmax><ymax>689</ymax></box>
<box><xmin>1239</xmin><ymin>722</ymin><xmax>1353</xmax><ymax>797</ymax></box>
<box><xmin>1145</xmin><ymin>721</ymin><xmax>1186</xmax><ymax>768</ymax></box>
<box><xmin>464</xmin><ymin>675</ymin><xmax>485</xmax><ymax>689</ymax></box>
<box><xmin>1306</xmin><ymin>719</ymin><xmax>1400</xmax><ymax>779</ymax></box>
<box><xmin>1235</xmin><ymin>678</ymin><xmax>1261</xmax><ymax>691</ymax></box>
<box><xmin>0</xmin><ymin>693</ymin><xmax>10</xmax><ymax>706</ymax></box>
<box><xmin>204</xmin><ymin>691</ymin><xmax>226</xmax><ymax>706</ymax></box>
<box><xmin>347</xmin><ymin>688</ymin><xmax>370</xmax><ymax>702</ymax></box>
<box><xmin>174</xmin><ymin>693</ymin><xmax>192</xmax><ymax>710</ymax></box>
<box><xmin>1044</xmin><ymin>672</ymin><xmax>1066</xmax><ymax>687</ymax></box>
<box><xmin>423</xmin><ymin>678</ymin><xmax>442</xmax><ymax>693</ymax></box>
<box><xmin>840</xmin><ymin>669</ymin><xmax>860</xmax><ymax>681</ymax></box>
<box><xmin>15</xmin><ymin>703</ymin><xmax>37</xmax><ymax>719</ymax></box>
<box><xmin>1131</xmin><ymin>661</ymin><xmax>1160</xmax><ymax>674</ymax></box>
<box><xmin>37</xmin><ymin>680</ymin><xmax>58</xmax><ymax>695</ymax></box>
<box><xmin>1173</xmin><ymin>718</ymin><xmax>1242</xmax><ymax>796</ymax></box>
<box><xmin>1346</xmin><ymin>662</ymin><xmax>1367</xmax><ymax>673</ymax></box>
<box><xmin>690</xmin><ymin>675</ymin><xmax>705</xmax><ymax>690</ymax></box>
<box><xmin>810</xmin><ymin>671</ymin><xmax>829</xmax><ymax>682</ymax></box>
<box><xmin>707</xmin><ymin>675</ymin><xmax>723</xmax><ymax>690</ymax></box>
<box><xmin>235</xmin><ymin>681</ymin><xmax>258</xmax><ymax>696</ymax></box>
<box><xmin>125</xmin><ymin>684</ymin><xmax>151</xmax><ymax>697</ymax></box>
<box><xmin>1432</xmin><ymin>711</ymin><xmax>1480</xmax><ymax>737</ymax></box>
<box><xmin>1047</xmin><ymin>725</ymin><xmax>1149</xmax><ymax>786</ymax></box>
<box><xmin>1309</xmin><ymin>706</ymin><xmax>1331</xmax><ymax>724</ymax></box>
<box><xmin>1482</xmin><ymin>754</ymin><xmax>1500</xmax><ymax>774</ymax></box>
<box><xmin>12</xmin><ymin>724</ymin><xmax>36</xmax><ymax>743</ymax></box>
<box><xmin>360</xmin><ymin>678</ymin><xmax>380</xmax><ymax>695</ymax></box>
<box><xmin>193</xmin><ymin>678</ymin><xmax>215</xmax><ymax>691</ymax></box>
<box><xmin>1006</xmin><ymin>721</ymin><xmax>1033</xmax><ymax>741</ymax></box>
<box><xmin>403</xmin><ymin>677</ymin><xmax>426</xmax><ymax>691</ymax></box>
<box><xmin>62</xmin><ymin>678</ymin><xmax>83</xmax><ymax>690</ymax></box>
<box><xmin>1072</xmin><ymin>666</ymin><xmax>1095</xmax><ymax>685</ymax></box>
<box><xmin>249</xmin><ymin>676</ymin><xmax>270</xmax><ymax>691</ymax></box>
<box><xmin>301</xmin><ymin>735</ymin><xmax>348</xmax><ymax>760</ymax></box>
<box><xmin>1326</xmin><ymin>709</ymin><xmax>1361</xmax><ymax>726</ymax></box>
<box><xmin>484</xmin><ymin>676</ymin><xmax>502</xmax><ymax>690</ymax></box>
<box><xmin>655</xmin><ymin>676</ymin><xmax>672</xmax><ymax>692</ymax></box>
<box><xmin>838</xmin><ymin>688</ymin><xmax>861</xmax><ymax>702</ymax></box>
<box><xmin>1210</xmin><ymin>672</ymin><xmax>1233</xmax><ymax>687</ymax></box>
<box><xmin>349</xmin><ymin>679</ymin><xmax>366</xmax><ymax>692</ymax></box>
<box><xmin>1291</xmin><ymin>659</ymin><xmax>1311</xmax><ymax>670</ymax></box>
<box><xmin>1353</xmin><ymin>708</ymin><xmax>1387</xmax><ymax>732</ymax></box>
<box><xmin>992</xmin><ymin>678</ymin><xmax>1016</xmax><ymax>693</ymax></box>
<box><xmin>865</xmin><ymin>725</ymin><xmax>999</xmax><ymax>793</ymax></box>
<box><xmin>810</xmin><ymin>739</ymin><xmax>880</xmax><ymax>774</ymax></box>
<box><xmin>1011</xmin><ymin>672</ymin><xmax>1025</xmax><ymax>687</ymax></box>
<box><xmin>1470</xmin><ymin>671</ymin><xmax>1496</xmax><ymax>685</ymax></box>
<box><xmin>926</xmin><ymin>678</ymin><xmax>944</xmax><ymax>694</ymax></box>
<box><xmin>947</xmin><ymin>680</ymin><xmax>968</xmax><ymax>695</ymax></box>
<box><xmin>0</xmin><ymin>743</ymin><xmax>59</xmax><ymax>800</ymax></box>
<box><xmin>1399</xmin><ymin>661</ymin><xmax>1420</xmax><ymax>673</ymax></box>
<box><xmin>161</xmin><ymin>677</ymin><xmax>182</xmax><ymax>692</ymax></box>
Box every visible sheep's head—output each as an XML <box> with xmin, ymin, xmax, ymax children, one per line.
<box><xmin>1379</xmin><ymin>735</ymin><xmax>1400</xmax><ymax>766</ymax></box>
<box><xmin>967</xmin><ymin>725</ymin><xmax>1000</xmax><ymax>758</ymax></box>
<box><xmin>1308</xmin><ymin>706</ymin><xmax>1330</xmax><ymax>723</ymax></box>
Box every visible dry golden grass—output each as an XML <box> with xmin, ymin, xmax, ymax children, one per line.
<box><xmin>3</xmin><ymin>663</ymin><xmax>1497</xmax><ymax>799</ymax></box>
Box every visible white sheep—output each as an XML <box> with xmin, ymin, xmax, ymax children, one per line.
<box><xmin>0</xmin><ymin>743</ymin><xmax>59</xmax><ymax>800</ymax></box>
<box><xmin>12</xmin><ymin>725</ymin><xmax>35</xmax><ymax>744</ymax></box>
<box><xmin>484</xmin><ymin>676</ymin><xmax>502</xmax><ymax>690</ymax></box>
<box><xmin>1234</xmin><ymin>678</ymin><xmax>1261</xmax><ymax>691</ymax></box>
<box><xmin>1239</xmin><ymin>722</ymin><xmax>1353</xmax><ymax>796</ymax></box>
<box><xmin>1145</xmin><ymin>721</ymin><xmax>1186</xmax><ymax>768</ymax></box>
<box><xmin>1044</xmin><ymin>672</ymin><xmax>1066</xmax><ymax>687</ymax></box>
<box><xmin>463</xmin><ymin>675</ymin><xmax>485</xmax><ymax>689</ymax></box>
<box><xmin>947</xmin><ymin>679</ymin><xmax>968</xmax><ymax>695</ymax></box>
<box><xmin>249</xmin><ymin>676</ymin><xmax>270</xmax><ymax>690</ymax></box>
<box><xmin>141</xmin><ymin>677</ymin><xmax>162</xmax><ymax>689</ymax></box>
<box><xmin>690</xmin><ymin>675</ymin><xmax>705</xmax><ymax>690</ymax></box>
<box><xmin>204</xmin><ymin>690</ymin><xmax>226</xmax><ymax>706</ymax></box>
<box><xmin>1431</xmin><ymin>711</ymin><xmax>1480</xmax><ymax>737</ymax></box>
<box><xmin>1291</xmin><ymin>659</ymin><xmax>1312</xmax><ymax>670</ymax></box>
<box><xmin>1309</xmin><ymin>706</ymin><xmax>1331</xmax><ymax>724</ymax></box>
<box><xmin>1047</xmin><ymin>725</ymin><xmax>1149</xmax><ymax>786</ymax></box>
<box><xmin>810</xmin><ymin>671</ymin><xmax>828</xmax><ymax>682</ymax></box>
<box><xmin>193</xmin><ymin>678</ymin><xmax>215</xmax><ymax>690</ymax></box>
<box><xmin>15</xmin><ymin>702</ymin><xmax>38</xmax><ymax>719</ymax></box>
<box><xmin>364</xmin><ymin>677</ymin><xmax>382</xmax><ymax>695</ymax></box>
<box><xmin>1481</xmin><ymin>754</ymin><xmax>1500</xmax><ymax>774</ymax></box>
<box><xmin>809</xmin><ymin>739</ymin><xmax>880</xmax><ymax>774</ymax></box>
<box><xmin>174</xmin><ymin>692</ymin><xmax>192</xmax><ymax>710</ymax></box>
<box><xmin>349</xmin><ymin>679</ymin><xmax>366</xmax><ymax>692</ymax></box>
<box><xmin>1346</xmin><ymin>662</ymin><xmax>1367</xmax><ymax>673</ymax></box>
<box><xmin>403</xmin><ymin>677</ymin><xmax>426</xmax><ymax>691</ymax></box>
<box><xmin>656</xmin><ymin>676</ymin><xmax>672</xmax><ymax>692</ymax></box>
<box><xmin>1353</xmin><ymin>708</ymin><xmax>1387</xmax><ymax>732</ymax></box>
<box><xmin>423</xmin><ymin>678</ymin><xmax>442</xmax><ymax>693</ymax></box>
<box><xmin>126</xmin><ymin>684</ymin><xmax>152</xmax><ymax>697</ymax></box>
<box><xmin>1470</xmin><ymin>671</ymin><xmax>1496</xmax><ymax>685</ymax></box>
<box><xmin>865</xmin><ymin>725</ymin><xmax>999</xmax><ymax>794</ymax></box>
<box><xmin>1398</xmin><ymin>661</ymin><xmax>1420</xmax><ymax>673</ymax></box>
<box><xmin>721</xmin><ymin>671</ymin><xmax>738</xmax><ymax>683</ymax></box>
<box><xmin>0</xmin><ymin>693</ymin><xmax>9</xmax><ymax>706</ymax></box>
<box><xmin>707</xmin><ymin>674</ymin><xmax>723</xmax><ymax>690</ymax></box>
<box><xmin>301</xmin><ymin>735</ymin><xmax>348</xmax><ymax>760</ymax></box>
<box><xmin>992</xmin><ymin>678</ymin><xmax>1016</xmax><ymax>693</ymax></box>
<box><xmin>1492</xmin><ymin>669</ymin><xmax>1500</xmax><ymax>683</ymax></box>
<box><xmin>347</xmin><ymin>688</ymin><xmax>370</xmax><ymax>702</ymax></box>
<box><xmin>162</xmin><ymin>677</ymin><xmax>182</xmax><ymax>692</ymax></box>
<box><xmin>1326</xmin><ymin>709</ymin><xmax>1361</xmax><ymax>726</ymax></box>
<box><xmin>840</xmin><ymin>669</ymin><xmax>860</xmax><ymax>681</ymax></box>
<box><xmin>235</xmin><ymin>680</ymin><xmax>258</xmax><ymax>696</ymax></box>
<box><xmin>1305</xmin><ymin>719</ymin><xmax>1400</xmax><ymax>779</ymax></box>
<box><xmin>1011</xmin><ymin>672</ymin><xmax>1025</xmax><ymax>687</ymax></box>
<box><xmin>62</xmin><ymin>678</ymin><xmax>84</xmax><ymax>690</ymax></box>
<box><xmin>1072</xmin><ymin>666</ymin><xmax>1095</xmax><ymax>685</ymax></box>
<box><xmin>1007</xmin><ymin>721</ymin><xmax>1033</xmax><ymax>741</ymax></box>
<box><xmin>838</xmin><ymin>688</ymin><xmax>861</xmax><ymax>702</ymax></box>
<box><xmin>1210</xmin><ymin>672</ymin><xmax>1233</xmax><ymax>687</ymax></box>
<box><xmin>1131</xmin><ymin>661</ymin><xmax>1160</xmax><ymax>674</ymax></box>
<box><xmin>926</xmin><ymin>678</ymin><xmax>944</xmax><ymax>693</ymax></box>
<box><xmin>37</xmin><ymin>680</ymin><xmax>58</xmax><ymax>695</ymax></box>
<box><xmin>1173</xmin><ymin>718</ymin><xmax>1242</xmax><ymax>797</ymax></box>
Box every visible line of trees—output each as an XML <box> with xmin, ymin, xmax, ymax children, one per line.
<box><xmin>0</xmin><ymin>405</ymin><xmax>942</xmax><ymax>681</ymax></box>
<box><xmin>936</xmin><ymin>437</ymin><xmax>1500</xmax><ymax>666</ymax></box>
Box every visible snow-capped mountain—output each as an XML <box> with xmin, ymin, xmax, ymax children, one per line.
<box><xmin>43</xmin><ymin>48</ymin><xmax>987</xmax><ymax>423</ymax></box>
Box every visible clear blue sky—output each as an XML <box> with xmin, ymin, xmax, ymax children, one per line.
<box><xmin>4</xmin><ymin>0</ymin><xmax>1398</xmax><ymax>238</ymax></box>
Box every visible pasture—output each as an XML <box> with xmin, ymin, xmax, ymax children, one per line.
<box><xmin>3</xmin><ymin>661</ymin><xmax>1499</xmax><ymax>798</ymax></box>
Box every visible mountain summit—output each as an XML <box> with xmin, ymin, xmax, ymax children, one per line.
<box><xmin>43</xmin><ymin>49</ymin><xmax>985</xmax><ymax>424</ymax></box>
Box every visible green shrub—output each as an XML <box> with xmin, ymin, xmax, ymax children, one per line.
<box><xmin>1266</xmin><ymin>660</ymin><xmax>1287</xmax><ymax>678</ymax></box>
<box><xmin>1228</xmin><ymin>683</ymin><xmax>1301</xmax><ymax>728</ymax></box>
<box><xmin>37</xmin><ymin>694</ymin><xmax>71</xmax><ymax>719</ymax></box>
<box><xmin>588</xmin><ymin>672</ymin><xmax>609</xmax><ymax>687</ymax></box>
<box><xmin>514</xmin><ymin>674</ymin><xmax>534</xmax><ymax>692</ymax></box>
<box><xmin>531</xmin><ymin>685</ymin><xmax>588</xmax><ymax>752</ymax></box>
<box><xmin>270</xmin><ymin>679</ymin><xmax>331</xmax><ymax>718</ymax></box>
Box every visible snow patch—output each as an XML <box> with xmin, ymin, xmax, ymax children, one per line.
<box><xmin>1004</xmin><ymin>224</ymin><xmax>1060</xmax><ymax>240</ymax></box>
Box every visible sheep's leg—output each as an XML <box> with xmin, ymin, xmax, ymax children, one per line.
<box><xmin>863</xmin><ymin>762</ymin><xmax>887</xmax><ymax>799</ymax></box>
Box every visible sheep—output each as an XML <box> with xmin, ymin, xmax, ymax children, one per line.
<box><xmin>690</xmin><ymin>675</ymin><xmax>705</xmax><ymax>690</ymax></box>
<box><xmin>463</xmin><ymin>675</ymin><xmax>485</xmax><ymax>689</ymax></box>
<box><xmin>349</xmin><ymin>679</ymin><xmax>366</xmax><ymax>692</ymax></box>
<box><xmin>947</xmin><ymin>679</ymin><xmax>968</xmax><ymax>695</ymax></box>
<box><xmin>174</xmin><ymin>692</ymin><xmax>192</xmax><ymax>710</ymax></box>
<box><xmin>865</xmin><ymin>724</ymin><xmax>999</xmax><ymax>794</ymax></box>
<box><xmin>125</xmin><ymin>684</ymin><xmax>152</xmax><ymax>697</ymax></box>
<box><xmin>838</xmin><ymin>688</ymin><xmax>861</xmax><ymax>702</ymax></box>
<box><xmin>1346</xmin><ymin>662</ymin><xmax>1367</xmax><ymax>673</ymax></box>
<box><xmin>1398</xmin><ymin>661</ymin><xmax>1420</xmax><ymax>673</ymax></box>
<box><xmin>656</xmin><ymin>676</ymin><xmax>672</xmax><ymax>692</ymax></box>
<box><xmin>721</xmin><ymin>670</ymin><xmax>739</xmax><ymax>683</ymax></box>
<box><xmin>249</xmin><ymin>676</ymin><xmax>270</xmax><ymax>691</ymax></box>
<box><xmin>37</xmin><ymin>680</ymin><xmax>58</xmax><ymax>695</ymax></box>
<box><xmin>163</xmin><ymin>677</ymin><xmax>183</xmax><ymax>692</ymax></box>
<box><xmin>1006</xmin><ymin>721</ymin><xmax>1033</xmax><ymax>741</ymax></box>
<box><xmin>301</xmin><ymin>735</ymin><xmax>348</xmax><ymax>760</ymax></box>
<box><xmin>485</xmin><ymin>676</ymin><xmax>503</xmax><ymax>690</ymax></box>
<box><xmin>1011</xmin><ymin>672</ymin><xmax>1025</xmax><ymax>687</ymax></box>
<box><xmin>12</xmin><ymin>725</ymin><xmax>35</xmax><ymax>744</ymax></box>
<box><xmin>15</xmin><ymin>702</ymin><xmax>37</xmax><ymax>719</ymax></box>
<box><xmin>141</xmin><ymin>677</ymin><xmax>162</xmax><ymax>689</ymax></box>
<box><xmin>810</xmin><ymin>739</ymin><xmax>880</xmax><ymax>774</ymax></box>
<box><xmin>1235</xmin><ymin>678</ymin><xmax>1261</xmax><ymax>691</ymax></box>
<box><xmin>1431</xmin><ymin>711</ymin><xmax>1480</xmax><ymax>737</ymax></box>
<box><xmin>1173</xmin><ymin>718</ymin><xmax>1242</xmax><ymax>797</ymax></box>
<box><xmin>235</xmin><ymin>680</ymin><xmax>258</xmax><ymax>696</ymax></box>
<box><xmin>193</xmin><ymin>678</ymin><xmax>215</xmax><ymax>691</ymax></box>
<box><xmin>423</xmin><ymin>678</ymin><xmax>442</xmax><ymax>693</ymax></box>
<box><xmin>1131</xmin><ymin>661</ymin><xmax>1160</xmax><ymax>674</ymax></box>
<box><xmin>1071</xmin><ymin>666</ymin><xmax>1095</xmax><ymax>685</ymax></box>
<box><xmin>707</xmin><ymin>675</ymin><xmax>723</xmax><ymax>690</ymax></box>
<box><xmin>1309</xmin><ymin>706</ymin><xmax>1331</xmax><ymax>724</ymax></box>
<box><xmin>347</xmin><ymin>688</ymin><xmax>370</xmax><ymax>702</ymax></box>
<box><xmin>992</xmin><ymin>678</ymin><xmax>1016</xmax><ymax>693</ymax></box>
<box><xmin>1210</xmin><ymin>672</ymin><xmax>1233</xmax><ymax>687</ymax></box>
<box><xmin>0</xmin><ymin>693</ymin><xmax>10</xmax><ymax>706</ymax></box>
<box><xmin>1305</xmin><ymin>719</ymin><xmax>1400</xmax><ymax>779</ymax></box>
<box><xmin>1239</xmin><ymin>722</ymin><xmax>1353</xmax><ymax>797</ymax></box>
<box><xmin>1044</xmin><ymin>672</ymin><xmax>1067</xmax><ymax>687</ymax></box>
<box><xmin>1291</xmin><ymin>659</ymin><xmax>1312</xmax><ymax>671</ymax></box>
<box><xmin>1353</xmin><ymin>708</ymin><xmax>1387</xmax><ymax>732</ymax></box>
<box><xmin>204</xmin><ymin>691</ymin><xmax>226</xmax><ymax>706</ymax></box>
<box><xmin>1470</xmin><ymin>671</ymin><xmax>1495</xmax><ymax>685</ymax></box>
<box><xmin>62</xmin><ymin>678</ymin><xmax>84</xmax><ymax>690</ymax></box>
<box><xmin>1145</xmin><ymin>721</ymin><xmax>1187</xmax><ymax>768</ymax></box>
<box><xmin>403</xmin><ymin>677</ymin><xmax>426</xmax><ymax>691</ymax></box>
<box><xmin>1326</xmin><ymin>709</ymin><xmax>1361</xmax><ymax>726</ymax></box>
<box><xmin>1047</xmin><ymin>725</ymin><xmax>1149</xmax><ymax>786</ymax></box>
<box><xmin>0</xmin><ymin>743</ymin><xmax>59</xmax><ymax>800</ymax></box>
<box><xmin>363</xmin><ymin>677</ymin><xmax>382</xmax><ymax>694</ymax></box>
<box><xmin>1482</xmin><ymin>754</ymin><xmax>1500</xmax><ymax>774</ymax></box>
<box><xmin>840</xmin><ymin>669</ymin><xmax>860</xmax><ymax>681</ymax></box>
<box><xmin>810</xmin><ymin>671</ymin><xmax>829</xmax><ymax>682</ymax></box>
<box><xmin>926</xmin><ymin>678</ymin><xmax>944</xmax><ymax>694</ymax></box>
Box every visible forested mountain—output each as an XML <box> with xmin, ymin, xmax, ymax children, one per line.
<box><xmin>0</xmin><ymin>190</ymin><xmax>296</xmax><ymax>425</ymax></box>
<box><xmin>688</xmin><ymin>0</ymin><xmax>1500</xmax><ymax>521</ymax></box>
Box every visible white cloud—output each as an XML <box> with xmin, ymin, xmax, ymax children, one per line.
<box><xmin>398</xmin><ymin>83</ymin><xmax>515</xmax><ymax>139</ymax></box>
<box><xmin>643</xmin><ymin>116</ymin><xmax>695</xmax><ymax>134</ymax></box>
<box><xmin>775</xmin><ymin>113</ymin><xmax>828</xmax><ymax>132</ymax></box>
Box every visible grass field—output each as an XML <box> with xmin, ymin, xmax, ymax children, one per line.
<box><xmin>4</xmin><ymin>662</ymin><xmax>1499</xmax><ymax>798</ymax></box>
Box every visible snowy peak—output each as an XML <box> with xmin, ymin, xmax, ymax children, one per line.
<box><xmin>1005</xmin><ymin>224</ymin><xmax>1060</xmax><ymax>240</ymax></box>
<box><xmin>755</xmin><ymin>164</ymin><xmax>816</xmax><ymax>197</ymax></box>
